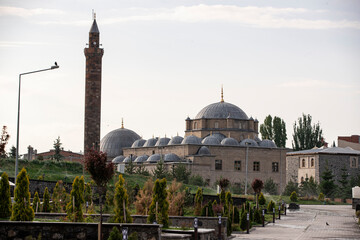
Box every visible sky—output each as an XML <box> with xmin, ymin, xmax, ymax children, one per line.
<box><xmin>0</xmin><ymin>0</ymin><xmax>359</xmax><ymax>154</ymax></box>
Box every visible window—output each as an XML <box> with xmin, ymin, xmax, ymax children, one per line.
<box><xmin>234</xmin><ymin>161</ymin><xmax>241</xmax><ymax>171</ymax></box>
<box><xmin>272</xmin><ymin>162</ymin><xmax>279</xmax><ymax>172</ymax></box>
<box><xmin>253</xmin><ymin>161</ymin><xmax>260</xmax><ymax>171</ymax></box>
<box><xmin>311</xmin><ymin>158</ymin><xmax>314</xmax><ymax>167</ymax></box>
<box><xmin>351</xmin><ymin>157</ymin><xmax>358</xmax><ymax>168</ymax></box>
<box><xmin>215</xmin><ymin>122</ymin><xmax>219</xmax><ymax>128</ymax></box>
<box><xmin>215</xmin><ymin>160</ymin><xmax>222</xmax><ymax>170</ymax></box>
<box><xmin>194</xmin><ymin>122</ymin><xmax>198</xmax><ymax>129</ymax></box>
<box><xmin>302</xmin><ymin>159</ymin><xmax>306</xmax><ymax>168</ymax></box>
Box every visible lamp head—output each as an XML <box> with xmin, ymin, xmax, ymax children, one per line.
<box><xmin>51</xmin><ymin>62</ymin><xmax>59</xmax><ymax>69</ymax></box>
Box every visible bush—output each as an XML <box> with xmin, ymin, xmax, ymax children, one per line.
<box><xmin>356</xmin><ymin>210</ymin><xmax>360</xmax><ymax>218</ymax></box>
<box><xmin>194</xmin><ymin>187</ymin><xmax>203</xmax><ymax>216</ymax></box>
<box><xmin>283</xmin><ymin>180</ymin><xmax>299</xmax><ymax>196</ymax></box>
<box><xmin>201</xmin><ymin>201</ymin><xmax>214</xmax><ymax>217</ymax></box>
<box><xmin>135</xmin><ymin>178</ymin><xmax>153</xmax><ymax>215</ymax></box>
<box><xmin>233</xmin><ymin>206</ymin><xmax>240</xmax><ymax>224</ymax></box>
<box><xmin>253</xmin><ymin>208</ymin><xmax>262</xmax><ymax>224</ymax></box>
<box><xmin>240</xmin><ymin>210</ymin><xmax>248</xmax><ymax>231</ymax></box>
<box><xmin>147</xmin><ymin>178</ymin><xmax>169</xmax><ymax>228</ymax></box>
<box><xmin>32</xmin><ymin>192</ymin><xmax>40</xmax><ymax>213</ymax></box>
<box><xmin>167</xmin><ymin>179</ymin><xmax>185</xmax><ymax>216</ymax></box>
<box><xmin>189</xmin><ymin>175</ymin><xmax>205</xmax><ymax>186</ymax></box>
<box><xmin>290</xmin><ymin>191</ymin><xmax>298</xmax><ymax>202</ymax></box>
<box><xmin>267</xmin><ymin>200</ymin><xmax>275</xmax><ymax>213</ymax></box>
<box><xmin>258</xmin><ymin>192</ymin><xmax>266</xmax><ymax>206</ymax></box>
<box><xmin>42</xmin><ymin>187</ymin><xmax>51</xmax><ymax>212</ymax></box>
<box><xmin>114</xmin><ymin>174</ymin><xmax>132</xmax><ymax>223</ymax></box>
<box><xmin>66</xmin><ymin>176</ymin><xmax>85</xmax><ymax>222</ymax></box>
<box><xmin>107</xmin><ymin>227</ymin><xmax>138</xmax><ymax>240</ymax></box>
<box><xmin>0</xmin><ymin>172</ymin><xmax>12</xmax><ymax>218</ymax></box>
<box><xmin>318</xmin><ymin>193</ymin><xmax>325</xmax><ymax>202</ymax></box>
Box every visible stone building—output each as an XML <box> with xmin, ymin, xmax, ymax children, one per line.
<box><xmin>338</xmin><ymin>135</ymin><xmax>360</xmax><ymax>151</ymax></box>
<box><xmin>286</xmin><ymin>147</ymin><xmax>360</xmax><ymax>184</ymax></box>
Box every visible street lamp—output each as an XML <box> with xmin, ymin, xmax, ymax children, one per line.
<box><xmin>244</xmin><ymin>141</ymin><xmax>250</xmax><ymax>195</ymax></box>
<box><xmin>15</xmin><ymin>62</ymin><xmax>59</xmax><ymax>185</ymax></box>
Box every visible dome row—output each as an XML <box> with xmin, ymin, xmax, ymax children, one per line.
<box><xmin>112</xmin><ymin>152</ymin><xmax>182</xmax><ymax>164</ymax></box>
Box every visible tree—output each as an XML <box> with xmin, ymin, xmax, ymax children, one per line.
<box><xmin>9</xmin><ymin>146</ymin><xmax>16</xmax><ymax>159</ymax></box>
<box><xmin>219</xmin><ymin>178</ymin><xmax>230</xmax><ymax>191</ymax></box>
<box><xmin>125</xmin><ymin>158</ymin><xmax>135</xmax><ymax>175</ymax></box>
<box><xmin>172</xmin><ymin>164</ymin><xmax>191</xmax><ymax>183</ymax></box>
<box><xmin>53</xmin><ymin>136</ymin><xmax>63</xmax><ymax>161</ymax></box>
<box><xmin>252</xmin><ymin>178</ymin><xmax>263</xmax><ymax>209</ymax></box>
<box><xmin>292</xmin><ymin>113</ymin><xmax>323</xmax><ymax>151</ymax></box>
<box><xmin>260</xmin><ymin>115</ymin><xmax>287</xmax><ymax>147</ymax></box>
<box><xmin>52</xmin><ymin>180</ymin><xmax>68</xmax><ymax>213</ymax></box>
<box><xmin>299</xmin><ymin>176</ymin><xmax>318</xmax><ymax>197</ymax></box>
<box><xmin>167</xmin><ymin>179</ymin><xmax>185</xmax><ymax>216</ymax></box>
<box><xmin>320</xmin><ymin>163</ymin><xmax>336</xmax><ymax>198</ymax></box>
<box><xmin>113</xmin><ymin>174</ymin><xmax>132</xmax><ymax>223</ymax></box>
<box><xmin>42</xmin><ymin>187</ymin><xmax>51</xmax><ymax>212</ymax></box>
<box><xmin>283</xmin><ymin>179</ymin><xmax>299</xmax><ymax>196</ymax></box>
<box><xmin>84</xmin><ymin>181</ymin><xmax>93</xmax><ymax>204</ymax></box>
<box><xmin>66</xmin><ymin>176</ymin><xmax>85</xmax><ymax>222</ymax></box>
<box><xmin>267</xmin><ymin>200</ymin><xmax>275</xmax><ymax>212</ymax></box>
<box><xmin>0</xmin><ymin>126</ymin><xmax>10</xmax><ymax>158</ymax></box>
<box><xmin>264</xmin><ymin>178</ymin><xmax>278</xmax><ymax>195</ymax></box>
<box><xmin>0</xmin><ymin>172</ymin><xmax>12</xmax><ymax>218</ymax></box>
<box><xmin>338</xmin><ymin>165</ymin><xmax>351</xmax><ymax>199</ymax></box>
<box><xmin>10</xmin><ymin>168</ymin><xmax>35</xmax><ymax>221</ymax></box>
<box><xmin>194</xmin><ymin>187</ymin><xmax>203</xmax><ymax>216</ymax></box>
<box><xmin>32</xmin><ymin>191</ymin><xmax>40</xmax><ymax>213</ymax></box>
<box><xmin>290</xmin><ymin>191</ymin><xmax>298</xmax><ymax>202</ymax></box>
<box><xmin>152</xmin><ymin>160</ymin><xmax>168</xmax><ymax>180</ymax></box>
<box><xmin>258</xmin><ymin>192</ymin><xmax>266</xmax><ymax>206</ymax></box>
<box><xmin>135</xmin><ymin>178</ymin><xmax>154</xmax><ymax>215</ymax></box>
<box><xmin>147</xmin><ymin>178</ymin><xmax>169</xmax><ymax>228</ymax></box>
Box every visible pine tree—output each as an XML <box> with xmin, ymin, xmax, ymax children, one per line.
<box><xmin>32</xmin><ymin>191</ymin><xmax>40</xmax><ymax>213</ymax></box>
<box><xmin>267</xmin><ymin>200</ymin><xmax>275</xmax><ymax>213</ymax></box>
<box><xmin>194</xmin><ymin>187</ymin><xmax>203</xmax><ymax>216</ymax></box>
<box><xmin>147</xmin><ymin>178</ymin><xmax>169</xmax><ymax>227</ymax></box>
<box><xmin>258</xmin><ymin>192</ymin><xmax>266</xmax><ymax>206</ymax></box>
<box><xmin>84</xmin><ymin>181</ymin><xmax>93</xmax><ymax>204</ymax></box>
<box><xmin>114</xmin><ymin>174</ymin><xmax>132</xmax><ymax>223</ymax></box>
<box><xmin>259</xmin><ymin>115</ymin><xmax>287</xmax><ymax>147</ymax></box>
<box><xmin>283</xmin><ymin>179</ymin><xmax>299</xmax><ymax>196</ymax></box>
<box><xmin>201</xmin><ymin>201</ymin><xmax>214</xmax><ymax>217</ymax></box>
<box><xmin>53</xmin><ymin>136</ymin><xmax>63</xmax><ymax>161</ymax></box>
<box><xmin>152</xmin><ymin>160</ymin><xmax>168</xmax><ymax>180</ymax></box>
<box><xmin>52</xmin><ymin>180</ymin><xmax>68</xmax><ymax>213</ymax></box>
<box><xmin>338</xmin><ymin>165</ymin><xmax>350</xmax><ymax>199</ymax></box>
<box><xmin>264</xmin><ymin>178</ymin><xmax>278</xmax><ymax>195</ymax></box>
<box><xmin>0</xmin><ymin>172</ymin><xmax>12</xmax><ymax>218</ymax></box>
<box><xmin>10</xmin><ymin>168</ymin><xmax>34</xmax><ymax>221</ymax></box>
<box><xmin>42</xmin><ymin>187</ymin><xmax>51</xmax><ymax>212</ymax></box>
<box><xmin>292</xmin><ymin>113</ymin><xmax>323</xmax><ymax>151</ymax></box>
<box><xmin>320</xmin><ymin>164</ymin><xmax>336</xmax><ymax>198</ymax></box>
<box><xmin>66</xmin><ymin>176</ymin><xmax>85</xmax><ymax>222</ymax></box>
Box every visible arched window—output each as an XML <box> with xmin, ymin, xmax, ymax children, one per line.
<box><xmin>302</xmin><ymin>159</ymin><xmax>306</xmax><ymax>168</ymax></box>
<box><xmin>311</xmin><ymin>158</ymin><xmax>314</xmax><ymax>167</ymax></box>
<box><xmin>194</xmin><ymin>122</ymin><xmax>198</xmax><ymax>129</ymax></box>
<box><xmin>215</xmin><ymin>122</ymin><xmax>219</xmax><ymax>128</ymax></box>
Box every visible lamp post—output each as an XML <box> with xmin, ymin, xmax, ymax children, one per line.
<box><xmin>244</xmin><ymin>142</ymin><xmax>249</xmax><ymax>195</ymax></box>
<box><xmin>15</xmin><ymin>63</ymin><xmax>59</xmax><ymax>185</ymax></box>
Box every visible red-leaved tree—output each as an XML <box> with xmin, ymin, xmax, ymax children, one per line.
<box><xmin>0</xmin><ymin>126</ymin><xmax>10</xmax><ymax>158</ymax></box>
<box><xmin>84</xmin><ymin>148</ymin><xmax>114</xmax><ymax>240</ymax></box>
<box><xmin>252</xmin><ymin>178</ymin><xmax>264</xmax><ymax>209</ymax></box>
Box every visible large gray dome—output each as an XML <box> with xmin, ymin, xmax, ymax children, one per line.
<box><xmin>202</xmin><ymin>135</ymin><xmax>221</xmax><ymax>145</ymax></box>
<box><xmin>240</xmin><ymin>139</ymin><xmax>259</xmax><ymax>147</ymax></box>
<box><xmin>100</xmin><ymin>128</ymin><xmax>141</xmax><ymax>158</ymax></box>
<box><xmin>143</xmin><ymin>137</ymin><xmax>158</xmax><ymax>147</ymax></box>
<box><xmin>181</xmin><ymin>135</ymin><xmax>202</xmax><ymax>145</ymax></box>
<box><xmin>168</xmin><ymin>136</ymin><xmax>184</xmax><ymax>145</ymax></box>
<box><xmin>195</xmin><ymin>101</ymin><xmax>248</xmax><ymax>120</ymax></box>
<box><xmin>155</xmin><ymin>137</ymin><xmax>171</xmax><ymax>146</ymax></box>
<box><xmin>259</xmin><ymin>139</ymin><xmax>277</xmax><ymax>148</ymax></box>
<box><xmin>131</xmin><ymin>139</ymin><xmax>146</xmax><ymax>148</ymax></box>
<box><xmin>221</xmin><ymin>137</ymin><xmax>239</xmax><ymax>146</ymax></box>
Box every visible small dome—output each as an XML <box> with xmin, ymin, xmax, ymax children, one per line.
<box><xmin>221</xmin><ymin>138</ymin><xmax>239</xmax><ymax>146</ymax></box>
<box><xmin>164</xmin><ymin>153</ymin><xmax>181</xmax><ymax>162</ymax></box>
<box><xmin>249</xmin><ymin>116</ymin><xmax>254</xmax><ymax>121</ymax></box>
<box><xmin>134</xmin><ymin>155</ymin><xmax>149</xmax><ymax>163</ymax></box>
<box><xmin>112</xmin><ymin>155</ymin><xmax>125</xmax><ymax>164</ymax></box>
<box><xmin>147</xmin><ymin>154</ymin><xmax>163</xmax><ymax>163</ymax></box>
<box><xmin>259</xmin><ymin>139</ymin><xmax>277</xmax><ymax>148</ymax></box>
<box><xmin>181</xmin><ymin>135</ymin><xmax>202</xmax><ymax>145</ymax></box>
<box><xmin>209</xmin><ymin>133</ymin><xmax>226</xmax><ymax>142</ymax></box>
<box><xmin>131</xmin><ymin>139</ymin><xmax>146</xmax><ymax>148</ymax></box>
<box><xmin>202</xmin><ymin>135</ymin><xmax>221</xmax><ymax>145</ymax></box>
<box><xmin>100</xmin><ymin>127</ymin><xmax>141</xmax><ymax>158</ymax></box>
<box><xmin>155</xmin><ymin>137</ymin><xmax>171</xmax><ymax>146</ymax></box>
<box><xmin>168</xmin><ymin>136</ymin><xmax>184</xmax><ymax>145</ymax></box>
<box><xmin>123</xmin><ymin>155</ymin><xmax>137</xmax><ymax>163</ymax></box>
<box><xmin>254</xmin><ymin>136</ymin><xmax>262</xmax><ymax>143</ymax></box>
<box><xmin>143</xmin><ymin>137</ymin><xmax>158</xmax><ymax>147</ymax></box>
<box><xmin>195</xmin><ymin>101</ymin><xmax>248</xmax><ymax>120</ymax></box>
<box><xmin>240</xmin><ymin>139</ymin><xmax>259</xmax><ymax>147</ymax></box>
<box><xmin>197</xmin><ymin>146</ymin><xmax>211</xmax><ymax>155</ymax></box>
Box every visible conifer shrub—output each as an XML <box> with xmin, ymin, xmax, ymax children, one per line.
<box><xmin>233</xmin><ymin>206</ymin><xmax>240</xmax><ymax>224</ymax></box>
<box><xmin>318</xmin><ymin>193</ymin><xmax>325</xmax><ymax>202</ymax></box>
<box><xmin>114</xmin><ymin>174</ymin><xmax>132</xmax><ymax>223</ymax></box>
<box><xmin>167</xmin><ymin>179</ymin><xmax>185</xmax><ymax>216</ymax></box>
<box><xmin>267</xmin><ymin>200</ymin><xmax>275</xmax><ymax>213</ymax></box>
<box><xmin>66</xmin><ymin>176</ymin><xmax>85</xmax><ymax>222</ymax></box>
<box><xmin>42</xmin><ymin>187</ymin><xmax>51</xmax><ymax>212</ymax></box>
<box><xmin>212</xmin><ymin>200</ymin><xmax>223</xmax><ymax>216</ymax></box>
<box><xmin>0</xmin><ymin>172</ymin><xmax>12</xmax><ymax>218</ymax></box>
<box><xmin>84</xmin><ymin>181</ymin><xmax>93</xmax><ymax>204</ymax></box>
<box><xmin>52</xmin><ymin>180</ymin><xmax>68</xmax><ymax>213</ymax></box>
<box><xmin>10</xmin><ymin>168</ymin><xmax>34</xmax><ymax>221</ymax></box>
<box><xmin>194</xmin><ymin>187</ymin><xmax>203</xmax><ymax>216</ymax></box>
<box><xmin>32</xmin><ymin>191</ymin><xmax>40</xmax><ymax>213</ymax></box>
<box><xmin>147</xmin><ymin>178</ymin><xmax>169</xmax><ymax>228</ymax></box>
<box><xmin>253</xmin><ymin>208</ymin><xmax>262</xmax><ymax>224</ymax></box>
<box><xmin>107</xmin><ymin>227</ymin><xmax>138</xmax><ymax>240</ymax></box>
<box><xmin>258</xmin><ymin>192</ymin><xmax>266</xmax><ymax>206</ymax></box>
<box><xmin>290</xmin><ymin>191</ymin><xmax>298</xmax><ymax>202</ymax></box>
<box><xmin>135</xmin><ymin>178</ymin><xmax>153</xmax><ymax>215</ymax></box>
<box><xmin>201</xmin><ymin>201</ymin><xmax>214</xmax><ymax>217</ymax></box>
<box><xmin>240</xmin><ymin>210</ymin><xmax>248</xmax><ymax>231</ymax></box>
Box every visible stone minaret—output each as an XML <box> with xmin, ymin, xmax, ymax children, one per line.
<box><xmin>84</xmin><ymin>15</ymin><xmax>104</xmax><ymax>155</ymax></box>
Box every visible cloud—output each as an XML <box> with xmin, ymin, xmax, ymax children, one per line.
<box><xmin>0</xmin><ymin>6</ymin><xmax>64</xmax><ymax>17</ymax></box>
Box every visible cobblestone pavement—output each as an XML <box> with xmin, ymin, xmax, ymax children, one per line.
<box><xmin>232</xmin><ymin>205</ymin><xmax>360</xmax><ymax>239</ymax></box>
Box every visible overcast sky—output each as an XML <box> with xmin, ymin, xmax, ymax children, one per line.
<box><xmin>0</xmin><ymin>0</ymin><xmax>359</xmax><ymax>154</ymax></box>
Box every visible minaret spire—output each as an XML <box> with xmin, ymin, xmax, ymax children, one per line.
<box><xmin>221</xmin><ymin>85</ymin><xmax>224</xmax><ymax>102</ymax></box>
<box><xmin>121</xmin><ymin>118</ymin><xmax>124</xmax><ymax>129</ymax></box>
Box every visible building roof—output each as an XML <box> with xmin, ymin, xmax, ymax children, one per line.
<box><xmin>168</xmin><ymin>136</ymin><xmax>184</xmax><ymax>145</ymax></box>
<box><xmin>259</xmin><ymin>139</ymin><xmax>277</xmax><ymax>148</ymax></box>
<box><xmin>134</xmin><ymin>155</ymin><xmax>149</xmax><ymax>163</ymax></box>
<box><xmin>112</xmin><ymin>155</ymin><xmax>125</xmax><ymax>164</ymax></box>
<box><xmin>195</xmin><ymin>101</ymin><xmax>248</xmax><ymax>120</ymax></box>
<box><xmin>131</xmin><ymin>139</ymin><xmax>146</xmax><ymax>148</ymax></box>
<box><xmin>90</xmin><ymin>19</ymin><xmax>99</xmax><ymax>33</ymax></box>
<box><xmin>202</xmin><ymin>135</ymin><xmax>221</xmax><ymax>145</ymax></box>
<box><xmin>287</xmin><ymin>147</ymin><xmax>360</xmax><ymax>156</ymax></box>
<box><xmin>155</xmin><ymin>137</ymin><xmax>171</xmax><ymax>146</ymax></box>
<box><xmin>143</xmin><ymin>138</ymin><xmax>158</xmax><ymax>147</ymax></box>
<box><xmin>197</xmin><ymin>146</ymin><xmax>211</xmax><ymax>155</ymax></box>
<box><xmin>181</xmin><ymin>135</ymin><xmax>202</xmax><ymax>145</ymax></box>
<box><xmin>221</xmin><ymin>137</ymin><xmax>239</xmax><ymax>146</ymax></box>
<box><xmin>240</xmin><ymin>138</ymin><xmax>259</xmax><ymax>147</ymax></box>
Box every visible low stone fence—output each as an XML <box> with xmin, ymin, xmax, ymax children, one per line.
<box><xmin>195</xmin><ymin>194</ymin><xmax>246</xmax><ymax>206</ymax></box>
<box><xmin>0</xmin><ymin>221</ymin><xmax>160</xmax><ymax>240</ymax></box>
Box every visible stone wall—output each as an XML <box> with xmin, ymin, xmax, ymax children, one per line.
<box><xmin>0</xmin><ymin>221</ymin><xmax>160</xmax><ymax>240</ymax></box>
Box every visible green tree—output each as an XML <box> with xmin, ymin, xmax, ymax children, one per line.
<box><xmin>42</xmin><ymin>187</ymin><xmax>51</xmax><ymax>212</ymax></box>
<box><xmin>320</xmin><ymin>163</ymin><xmax>336</xmax><ymax>198</ymax></box>
<box><xmin>53</xmin><ymin>136</ymin><xmax>63</xmax><ymax>161</ymax></box>
<box><xmin>201</xmin><ymin>201</ymin><xmax>214</xmax><ymax>217</ymax></box>
<box><xmin>290</xmin><ymin>191</ymin><xmax>298</xmax><ymax>202</ymax></box>
<box><xmin>32</xmin><ymin>191</ymin><xmax>40</xmax><ymax>213</ymax></box>
<box><xmin>9</xmin><ymin>146</ymin><xmax>16</xmax><ymax>158</ymax></box>
<box><xmin>66</xmin><ymin>176</ymin><xmax>85</xmax><ymax>222</ymax></box>
<box><xmin>240</xmin><ymin>210</ymin><xmax>248</xmax><ymax>231</ymax></box>
<box><xmin>258</xmin><ymin>192</ymin><xmax>266</xmax><ymax>206</ymax></box>
<box><xmin>125</xmin><ymin>158</ymin><xmax>135</xmax><ymax>175</ymax></box>
<box><xmin>172</xmin><ymin>164</ymin><xmax>191</xmax><ymax>183</ymax></box>
<box><xmin>84</xmin><ymin>181</ymin><xmax>93</xmax><ymax>204</ymax></box>
<box><xmin>299</xmin><ymin>176</ymin><xmax>318</xmax><ymax>197</ymax></box>
<box><xmin>0</xmin><ymin>172</ymin><xmax>12</xmax><ymax>218</ymax></box>
<box><xmin>283</xmin><ymin>178</ymin><xmax>299</xmax><ymax>196</ymax></box>
<box><xmin>10</xmin><ymin>168</ymin><xmax>34</xmax><ymax>221</ymax></box>
<box><xmin>318</xmin><ymin>193</ymin><xmax>325</xmax><ymax>201</ymax></box>
<box><xmin>260</xmin><ymin>115</ymin><xmax>287</xmax><ymax>147</ymax></box>
<box><xmin>147</xmin><ymin>178</ymin><xmax>169</xmax><ymax>227</ymax></box>
<box><xmin>267</xmin><ymin>200</ymin><xmax>275</xmax><ymax>212</ymax></box>
<box><xmin>338</xmin><ymin>165</ymin><xmax>351</xmax><ymax>199</ymax></box>
<box><xmin>152</xmin><ymin>160</ymin><xmax>168</xmax><ymax>180</ymax></box>
<box><xmin>114</xmin><ymin>174</ymin><xmax>132</xmax><ymax>223</ymax></box>
<box><xmin>52</xmin><ymin>180</ymin><xmax>68</xmax><ymax>213</ymax></box>
<box><xmin>251</xmin><ymin>178</ymin><xmax>263</xmax><ymax>209</ymax></box>
<box><xmin>194</xmin><ymin>187</ymin><xmax>203</xmax><ymax>216</ymax></box>
<box><xmin>292</xmin><ymin>113</ymin><xmax>323</xmax><ymax>151</ymax></box>
<box><xmin>108</xmin><ymin>226</ymin><xmax>122</xmax><ymax>240</ymax></box>
<box><xmin>264</xmin><ymin>178</ymin><xmax>278</xmax><ymax>195</ymax></box>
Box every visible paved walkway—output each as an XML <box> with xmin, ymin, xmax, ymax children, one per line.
<box><xmin>232</xmin><ymin>205</ymin><xmax>360</xmax><ymax>239</ymax></box>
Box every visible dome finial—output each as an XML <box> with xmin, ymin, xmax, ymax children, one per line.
<box><xmin>121</xmin><ymin>118</ymin><xmax>124</xmax><ymax>129</ymax></box>
<box><xmin>92</xmin><ymin>9</ymin><xmax>96</xmax><ymax>20</ymax></box>
<box><xmin>221</xmin><ymin>85</ymin><xmax>224</xmax><ymax>103</ymax></box>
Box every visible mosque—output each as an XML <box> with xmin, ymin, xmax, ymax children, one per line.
<box><xmin>84</xmin><ymin>17</ymin><xmax>287</xmax><ymax>193</ymax></box>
